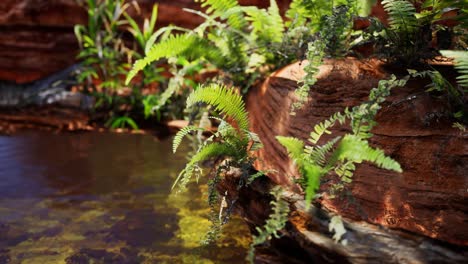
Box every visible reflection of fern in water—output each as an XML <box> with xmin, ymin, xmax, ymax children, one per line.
<box><xmin>280</xmin><ymin>75</ymin><xmax>407</xmax><ymax>206</ymax></box>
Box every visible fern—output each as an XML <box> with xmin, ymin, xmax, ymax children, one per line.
<box><xmin>440</xmin><ymin>50</ymin><xmax>468</xmax><ymax>89</ymax></box>
<box><xmin>334</xmin><ymin>161</ymin><xmax>355</xmax><ymax>183</ymax></box>
<box><xmin>331</xmin><ymin>135</ymin><xmax>402</xmax><ymax>172</ymax></box>
<box><xmin>305</xmin><ymin>136</ymin><xmax>341</xmax><ymax>167</ymax></box>
<box><xmin>247</xmin><ymin>186</ymin><xmax>289</xmax><ymax>263</ymax></box>
<box><xmin>243</xmin><ymin>0</ymin><xmax>284</xmax><ymax>44</ymax></box>
<box><xmin>291</xmin><ymin>40</ymin><xmax>325</xmax><ymax>114</ymax></box>
<box><xmin>196</xmin><ymin>0</ymin><xmax>246</xmax><ymax>30</ymax></box>
<box><xmin>278</xmin><ymin>75</ymin><xmax>408</xmax><ymax>208</ymax></box>
<box><xmin>382</xmin><ymin>0</ymin><xmax>418</xmax><ymax>33</ymax></box>
<box><xmin>126</xmin><ymin>34</ymin><xmax>224</xmax><ymax>84</ymax></box>
<box><xmin>173</xmin><ymin>142</ymin><xmax>239</xmax><ymax>190</ymax></box>
<box><xmin>173</xmin><ymin>125</ymin><xmax>204</xmax><ymax>153</ymax></box>
<box><xmin>308</xmin><ymin>111</ymin><xmax>348</xmax><ymax>144</ymax></box>
<box><xmin>187</xmin><ymin>84</ymin><xmax>249</xmax><ymax>132</ymax></box>
<box><xmin>276</xmin><ymin>136</ymin><xmax>305</xmax><ymax>161</ymax></box>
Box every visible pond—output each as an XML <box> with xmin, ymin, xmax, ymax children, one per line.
<box><xmin>0</xmin><ymin>131</ymin><xmax>250</xmax><ymax>263</ymax></box>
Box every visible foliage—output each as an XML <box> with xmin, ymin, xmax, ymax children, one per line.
<box><xmin>290</xmin><ymin>1</ymin><xmax>359</xmax><ymax>113</ymax></box>
<box><xmin>74</xmin><ymin>0</ymin><xmax>132</xmax><ymax>90</ymax></box>
<box><xmin>291</xmin><ymin>41</ymin><xmax>325</xmax><ymax>114</ymax></box>
<box><xmin>126</xmin><ymin>0</ymin><xmax>321</xmax><ymax>104</ymax></box>
<box><xmin>247</xmin><ymin>186</ymin><xmax>289</xmax><ymax>263</ymax></box>
<box><xmin>278</xmin><ymin>75</ymin><xmax>407</xmax><ymax>207</ymax></box>
<box><xmin>286</xmin><ymin>0</ymin><xmax>363</xmax><ymax>30</ymax></box>
<box><xmin>105</xmin><ymin>115</ymin><xmax>139</xmax><ymax>130</ymax></box>
<box><xmin>172</xmin><ymin>83</ymin><xmax>265</xmax><ymax>255</ymax></box>
<box><xmin>75</xmin><ymin>0</ymin><xmax>172</xmax><ymax>127</ymax></box>
<box><xmin>362</xmin><ymin>0</ymin><xmax>468</xmax><ymax>65</ymax></box>
<box><xmin>441</xmin><ymin>50</ymin><xmax>468</xmax><ymax>89</ymax></box>
<box><xmin>172</xmin><ymin>83</ymin><xmax>261</xmax><ymax>190</ymax></box>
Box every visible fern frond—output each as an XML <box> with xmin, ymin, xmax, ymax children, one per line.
<box><xmin>246</xmin><ymin>131</ymin><xmax>263</xmax><ymax>151</ymax></box>
<box><xmin>334</xmin><ymin>161</ymin><xmax>355</xmax><ymax>183</ymax></box>
<box><xmin>187</xmin><ymin>84</ymin><xmax>249</xmax><ymax>132</ymax></box>
<box><xmin>196</xmin><ymin>0</ymin><xmax>246</xmax><ymax>30</ymax></box>
<box><xmin>333</xmin><ymin>135</ymin><xmax>402</xmax><ymax>172</ymax></box>
<box><xmin>309</xmin><ymin>111</ymin><xmax>348</xmax><ymax>144</ymax></box>
<box><xmin>291</xmin><ymin>40</ymin><xmax>325</xmax><ymax>114</ymax></box>
<box><xmin>126</xmin><ymin>34</ymin><xmax>195</xmax><ymax>84</ymax></box>
<box><xmin>243</xmin><ymin>7</ymin><xmax>277</xmax><ymax>43</ymax></box>
<box><xmin>267</xmin><ymin>0</ymin><xmax>285</xmax><ymax>43</ymax></box>
<box><xmin>126</xmin><ymin>34</ymin><xmax>224</xmax><ymax>84</ymax></box>
<box><xmin>173</xmin><ymin>125</ymin><xmax>204</xmax><ymax>153</ymax></box>
<box><xmin>302</xmin><ymin>162</ymin><xmax>324</xmax><ymax>206</ymax></box>
<box><xmin>276</xmin><ymin>136</ymin><xmax>305</xmax><ymax>162</ymax></box>
<box><xmin>173</xmin><ymin>142</ymin><xmax>239</xmax><ymax>189</ymax></box>
<box><xmin>440</xmin><ymin>50</ymin><xmax>468</xmax><ymax>89</ymax></box>
<box><xmin>247</xmin><ymin>186</ymin><xmax>289</xmax><ymax>263</ymax></box>
<box><xmin>382</xmin><ymin>0</ymin><xmax>418</xmax><ymax>33</ymax></box>
<box><xmin>305</xmin><ymin>136</ymin><xmax>341</xmax><ymax>167</ymax></box>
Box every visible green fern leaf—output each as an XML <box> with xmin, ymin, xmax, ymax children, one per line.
<box><xmin>440</xmin><ymin>50</ymin><xmax>468</xmax><ymax>89</ymax></box>
<box><xmin>126</xmin><ymin>34</ymin><xmax>196</xmax><ymax>84</ymax></box>
<box><xmin>276</xmin><ymin>136</ymin><xmax>305</xmax><ymax>161</ymax></box>
<box><xmin>173</xmin><ymin>125</ymin><xmax>204</xmax><ymax>153</ymax></box>
<box><xmin>173</xmin><ymin>142</ymin><xmax>239</xmax><ymax>189</ymax></box>
<box><xmin>305</xmin><ymin>136</ymin><xmax>341</xmax><ymax>167</ymax></box>
<box><xmin>334</xmin><ymin>161</ymin><xmax>356</xmax><ymax>183</ymax></box>
<box><xmin>186</xmin><ymin>84</ymin><xmax>250</xmax><ymax>132</ymax></box>
<box><xmin>126</xmin><ymin>34</ymin><xmax>224</xmax><ymax>84</ymax></box>
<box><xmin>302</xmin><ymin>162</ymin><xmax>324</xmax><ymax>206</ymax></box>
<box><xmin>196</xmin><ymin>0</ymin><xmax>246</xmax><ymax>30</ymax></box>
<box><xmin>382</xmin><ymin>0</ymin><xmax>418</xmax><ymax>33</ymax></box>
<box><xmin>247</xmin><ymin>186</ymin><xmax>289</xmax><ymax>263</ymax></box>
<box><xmin>333</xmin><ymin>135</ymin><xmax>402</xmax><ymax>172</ymax></box>
<box><xmin>309</xmin><ymin>112</ymin><xmax>347</xmax><ymax>144</ymax></box>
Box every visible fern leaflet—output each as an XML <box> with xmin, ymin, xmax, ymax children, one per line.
<box><xmin>187</xmin><ymin>84</ymin><xmax>249</xmax><ymax>132</ymax></box>
<box><xmin>440</xmin><ymin>50</ymin><xmax>468</xmax><ymax>89</ymax></box>
<box><xmin>173</xmin><ymin>125</ymin><xmax>204</xmax><ymax>153</ymax></box>
<box><xmin>247</xmin><ymin>186</ymin><xmax>289</xmax><ymax>263</ymax></box>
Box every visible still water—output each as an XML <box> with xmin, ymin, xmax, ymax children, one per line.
<box><xmin>0</xmin><ymin>131</ymin><xmax>249</xmax><ymax>263</ymax></box>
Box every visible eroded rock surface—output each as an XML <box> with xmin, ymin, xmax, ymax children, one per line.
<box><xmin>219</xmin><ymin>171</ymin><xmax>468</xmax><ymax>263</ymax></box>
<box><xmin>246</xmin><ymin>58</ymin><xmax>468</xmax><ymax>246</ymax></box>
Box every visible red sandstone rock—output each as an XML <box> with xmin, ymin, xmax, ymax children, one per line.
<box><xmin>246</xmin><ymin>58</ymin><xmax>468</xmax><ymax>246</ymax></box>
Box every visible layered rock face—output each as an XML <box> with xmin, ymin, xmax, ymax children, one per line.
<box><xmin>246</xmin><ymin>58</ymin><xmax>468</xmax><ymax>246</ymax></box>
<box><xmin>0</xmin><ymin>0</ymin><xmax>291</xmax><ymax>83</ymax></box>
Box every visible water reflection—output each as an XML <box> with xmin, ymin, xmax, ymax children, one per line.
<box><xmin>0</xmin><ymin>131</ymin><xmax>249</xmax><ymax>263</ymax></box>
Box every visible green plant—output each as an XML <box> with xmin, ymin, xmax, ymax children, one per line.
<box><xmin>105</xmin><ymin>115</ymin><xmax>139</xmax><ymax>130</ymax></box>
<box><xmin>441</xmin><ymin>50</ymin><xmax>468</xmax><ymax>89</ymax></box>
<box><xmin>247</xmin><ymin>186</ymin><xmax>289</xmax><ymax>263</ymax></box>
<box><xmin>278</xmin><ymin>75</ymin><xmax>407</xmax><ymax>206</ymax></box>
<box><xmin>74</xmin><ymin>0</ymin><xmax>132</xmax><ymax>90</ymax></box>
<box><xmin>124</xmin><ymin>3</ymin><xmax>166</xmax><ymax>87</ymax></box>
<box><xmin>126</xmin><ymin>0</ymin><xmax>322</xmax><ymax>107</ymax></box>
<box><xmin>172</xmin><ymin>83</ymin><xmax>265</xmax><ymax>250</ymax></box>
<box><xmin>290</xmin><ymin>1</ymin><xmax>361</xmax><ymax>113</ymax></box>
<box><xmin>172</xmin><ymin>83</ymin><xmax>262</xmax><ymax>190</ymax></box>
<box><xmin>362</xmin><ymin>0</ymin><xmax>467</xmax><ymax>65</ymax></box>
